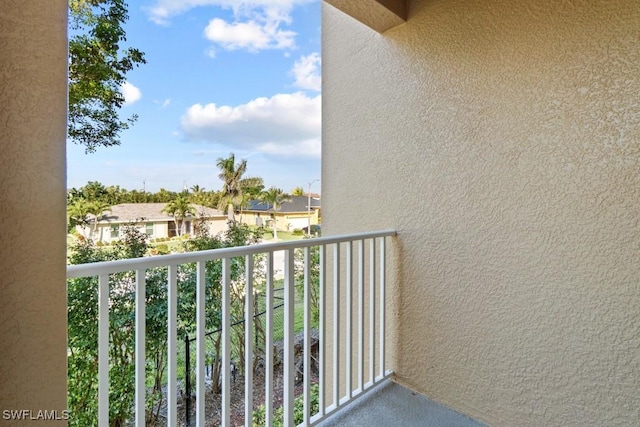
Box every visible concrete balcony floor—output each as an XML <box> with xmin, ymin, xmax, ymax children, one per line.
<box><xmin>317</xmin><ymin>380</ymin><xmax>485</xmax><ymax>427</ymax></box>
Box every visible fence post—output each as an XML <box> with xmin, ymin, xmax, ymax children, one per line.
<box><xmin>185</xmin><ymin>334</ymin><xmax>191</xmax><ymax>426</ymax></box>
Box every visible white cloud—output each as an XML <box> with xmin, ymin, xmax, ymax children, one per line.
<box><xmin>121</xmin><ymin>82</ymin><xmax>142</xmax><ymax>106</ymax></box>
<box><xmin>147</xmin><ymin>0</ymin><xmax>313</xmax><ymax>53</ymax></box>
<box><xmin>291</xmin><ymin>53</ymin><xmax>321</xmax><ymax>91</ymax></box>
<box><xmin>204</xmin><ymin>17</ymin><xmax>296</xmax><ymax>52</ymax></box>
<box><xmin>145</xmin><ymin>1</ymin><xmax>314</xmax><ymax>25</ymax></box>
<box><xmin>153</xmin><ymin>98</ymin><xmax>172</xmax><ymax>108</ymax></box>
<box><xmin>180</xmin><ymin>92</ymin><xmax>320</xmax><ymax>157</ymax></box>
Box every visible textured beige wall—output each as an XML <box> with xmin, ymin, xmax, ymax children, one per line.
<box><xmin>0</xmin><ymin>0</ymin><xmax>69</xmax><ymax>424</ymax></box>
<box><xmin>322</xmin><ymin>0</ymin><xmax>640</xmax><ymax>425</ymax></box>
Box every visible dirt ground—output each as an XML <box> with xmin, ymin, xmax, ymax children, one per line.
<box><xmin>157</xmin><ymin>332</ymin><xmax>319</xmax><ymax>426</ymax></box>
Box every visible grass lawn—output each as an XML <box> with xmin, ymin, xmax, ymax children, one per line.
<box><xmin>261</xmin><ymin>230</ymin><xmax>305</xmax><ymax>242</ymax></box>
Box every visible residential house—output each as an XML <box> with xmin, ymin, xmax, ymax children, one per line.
<box><xmin>81</xmin><ymin>203</ymin><xmax>227</xmax><ymax>243</ymax></box>
<box><xmin>241</xmin><ymin>195</ymin><xmax>321</xmax><ymax>232</ymax></box>
<box><xmin>1</xmin><ymin>1</ymin><xmax>638</xmax><ymax>425</ymax></box>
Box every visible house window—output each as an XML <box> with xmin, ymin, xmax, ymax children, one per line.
<box><xmin>146</xmin><ymin>223</ymin><xmax>153</xmax><ymax>236</ymax></box>
<box><xmin>110</xmin><ymin>225</ymin><xmax>119</xmax><ymax>238</ymax></box>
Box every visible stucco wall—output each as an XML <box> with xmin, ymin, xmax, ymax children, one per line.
<box><xmin>0</xmin><ymin>0</ymin><xmax>69</xmax><ymax>423</ymax></box>
<box><xmin>322</xmin><ymin>0</ymin><xmax>640</xmax><ymax>425</ymax></box>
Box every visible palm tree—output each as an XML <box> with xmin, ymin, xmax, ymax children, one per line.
<box><xmin>291</xmin><ymin>186</ymin><xmax>305</xmax><ymax>196</ymax></box>
<box><xmin>162</xmin><ymin>196</ymin><xmax>196</xmax><ymax>236</ymax></box>
<box><xmin>216</xmin><ymin>153</ymin><xmax>264</xmax><ymax>222</ymax></box>
<box><xmin>260</xmin><ymin>187</ymin><xmax>291</xmax><ymax>240</ymax></box>
<box><xmin>67</xmin><ymin>199</ymin><xmax>92</xmax><ymax>235</ymax></box>
<box><xmin>189</xmin><ymin>184</ymin><xmax>209</xmax><ymax>206</ymax></box>
<box><xmin>87</xmin><ymin>201</ymin><xmax>112</xmax><ymax>239</ymax></box>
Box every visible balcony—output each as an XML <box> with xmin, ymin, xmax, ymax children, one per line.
<box><xmin>68</xmin><ymin>230</ymin><xmax>454</xmax><ymax>426</ymax></box>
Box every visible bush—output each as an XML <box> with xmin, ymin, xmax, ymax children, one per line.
<box><xmin>253</xmin><ymin>383</ymin><xmax>319</xmax><ymax>426</ymax></box>
<box><xmin>155</xmin><ymin>244</ymin><xmax>169</xmax><ymax>255</ymax></box>
<box><xmin>292</xmin><ymin>228</ymin><xmax>303</xmax><ymax>236</ymax></box>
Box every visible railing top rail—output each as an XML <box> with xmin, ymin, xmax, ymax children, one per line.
<box><xmin>67</xmin><ymin>229</ymin><xmax>396</xmax><ymax>279</ymax></box>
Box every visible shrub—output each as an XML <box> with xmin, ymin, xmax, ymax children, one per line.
<box><xmin>292</xmin><ymin>228</ymin><xmax>303</xmax><ymax>236</ymax></box>
<box><xmin>156</xmin><ymin>244</ymin><xmax>169</xmax><ymax>255</ymax></box>
<box><xmin>253</xmin><ymin>383</ymin><xmax>319</xmax><ymax>426</ymax></box>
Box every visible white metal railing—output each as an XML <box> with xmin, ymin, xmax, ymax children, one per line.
<box><xmin>67</xmin><ymin>230</ymin><xmax>396</xmax><ymax>427</ymax></box>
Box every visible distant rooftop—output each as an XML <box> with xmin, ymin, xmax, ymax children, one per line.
<box><xmin>90</xmin><ymin>203</ymin><xmax>225</xmax><ymax>223</ymax></box>
<box><xmin>246</xmin><ymin>195</ymin><xmax>321</xmax><ymax>213</ymax></box>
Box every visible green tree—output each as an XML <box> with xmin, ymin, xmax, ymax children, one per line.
<box><xmin>153</xmin><ymin>187</ymin><xmax>176</xmax><ymax>203</ymax></box>
<box><xmin>68</xmin><ymin>221</ymin><xmax>266</xmax><ymax>424</ymax></box>
<box><xmin>291</xmin><ymin>186</ymin><xmax>305</xmax><ymax>196</ymax></box>
<box><xmin>295</xmin><ymin>244</ymin><xmax>320</xmax><ymax>327</ymax></box>
<box><xmin>162</xmin><ymin>196</ymin><xmax>196</xmax><ymax>236</ymax></box>
<box><xmin>216</xmin><ymin>153</ymin><xmax>264</xmax><ymax>222</ymax></box>
<box><xmin>68</xmin><ymin>0</ymin><xmax>146</xmax><ymax>152</ymax></box>
<box><xmin>188</xmin><ymin>184</ymin><xmax>209</xmax><ymax>206</ymax></box>
<box><xmin>67</xmin><ymin>199</ymin><xmax>92</xmax><ymax>234</ymax></box>
<box><xmin>67</xmin><ymin>223</ymin><xmax>159</xmax><ymax>426</ymax></box>
<box><xmin>80</xmin><ymin>181</ymin><xmax>108</xmax><ymax>202</ymax></box>
<box><xmin>260</xmin><ymin>187</ymin><xmax>291</xmax><ymax>240</ymax></box>
<box><xmin>87</xmin><ymin>200</ymin><xmax>112</xmax><ymax>239</ymax></box>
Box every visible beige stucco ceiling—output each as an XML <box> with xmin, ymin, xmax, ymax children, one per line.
<box><xmin>324</xmin><ymin>0</ymin><xmax>406</xmax><ymax>33</ymax></box>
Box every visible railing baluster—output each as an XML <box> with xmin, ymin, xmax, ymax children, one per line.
<box><xmin>358</xmin><ymin>239</ymin><xmax>364</xmax><ymax>392</ymax></box>
<box><xmin>346</xmin><ymin>241</ymin><xmax>352</xmax><ymax>398</ymax></box>
<box><xmin>333</xmin><ymin>243</ymin><xmax>340</xmax><ymax>408</ymax></box>
<box><xmin>245</xmin><ymin>254</ymin><xmax>254</xmax><ymax>426</ymax></box>
<box><xmin>265</xmin><ymin>252</ymin><xmax>274</xmax><ymax>427</ymax></box>
<box><xmin>283</xmin><ymin>249</ymin><xmax>295</xmax><ymax>426</ymax></box>
<box><xmin>64</xmin><ymin>230</ymin><xmax>396</xmax><ymax>427</ymax></box>
<box><xmin>318</xmin><ymin>244</ymin><xmax>326</xmax><ymax>417</ymax></box>
<box><xmin>303</xmin><ymin>246</ymin><xmax>311</xmax><ymax>425</ymax></box>
<box><xmin>135</xmin><ymin>269</ymin><xmax>146</xmax><ymax>427</ymax></box>
<box><xmin>379</xmin><ymin>237</ymin><xmax>386</xmax><ymax>379</ymax></box>
<box><xmin>369</xmin><ymin>239</ymin><xmax>376</xmax><ymax>384</ymax></box>
<box><xmin>98</xmin><ymin>274</ymin><xmax>109</xmax><ymax>427</ymax></box>
<box><xmin>222</xmin><ymin>258</ymin><xmax>231</xmax><ymax>426</ymax></box>
<box><xmin>196</xmin><ymin>261</ymin><xmax>206</xmax><ymax>425</ymax></box>
<box><xmin>168</xmin><ymin>265</ymin><xmax>178</xmax><ymax>426</ymax></box>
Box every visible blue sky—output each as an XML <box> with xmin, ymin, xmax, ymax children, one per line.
<box><xmin>67</xmin><ymin>0</ymin><xmax>321</xmax><ymax>194</ymax></box>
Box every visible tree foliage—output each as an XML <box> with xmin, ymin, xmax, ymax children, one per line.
<box><xmin>67</xmin><ymin>221</ymin><xmax>266</xmax><ymax>424</ymax></box>
<box><xmin>295</xmin><ymin>243</ymin><xmax>321</xmax><ymax>327</ymax></box>
<box><xmin>67</xmin><ymin>224</ymin><xmax>148</xmax><ymax>426</ymax></box>
<box><xmin>260</xmin><ymin>187</ymin><xmax>291</xmax><ymax>239</ymax></box>
<box><xmin>161</xmin><ymin>196</ymin><xmax>196</xmax><ymax>236</ymax></box>
<box><xmin>68</xmin><ymin>181</ymin><xmax>223</xmax><ymax>207</ymax></box>
<box><xmin>68</xmin><ymin>0</ymin><xmax>146</xmax><ymax>152</ymax></box>
<box><xmin>216</xmin><ymin>153</ymin><xmax>264</xmax><ymax>222</ymax></box>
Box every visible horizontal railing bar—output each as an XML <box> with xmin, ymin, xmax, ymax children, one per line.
<box><xmin>67</xmin><ymin>230</ymin><xmax>396</xmax><ymax>278</ymax></box>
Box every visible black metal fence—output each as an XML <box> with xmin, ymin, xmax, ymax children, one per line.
<box><xmin>183</xmin><ymin>288</ymin><xmax>287</xmax><ymax>425</ymax></box>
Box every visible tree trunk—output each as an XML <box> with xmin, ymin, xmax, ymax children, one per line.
<box><xmin>227</xmin><ymin>203</ymin><xmax>234</xmax><ymax>223</ymax></box>
<box><xmin>272</xmin><ymin>217</ymin><xmax>278</xmax><ymax>240</ymax></box>
<box><xmin>211</xmin><ymin>333</ymin><xmax>222</xmax><ymax>394</ymax></box>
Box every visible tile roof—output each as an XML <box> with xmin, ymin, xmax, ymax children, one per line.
<box><xmin>246</xmin><ymin>195</ymin><xmax>321</xmax><ymax>213</ymax></box>
<box><xmin>90</xmin><ymin>203</ymin><xmax>225</xmax><ymax>223</ymax></box>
